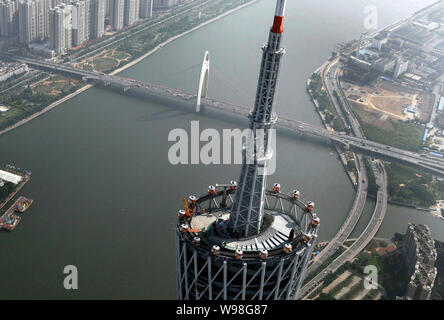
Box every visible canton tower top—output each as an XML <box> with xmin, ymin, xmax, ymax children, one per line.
<box><xmin>226</xmin><ymin>0</ymin><xmax>288</xmax><ymax>238</ymax></box>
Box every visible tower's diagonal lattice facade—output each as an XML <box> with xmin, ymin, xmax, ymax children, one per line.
<box><xmin>176</xmin><ymin>0</ymin><xmax>319</xmax><ymax>300</ymax></box>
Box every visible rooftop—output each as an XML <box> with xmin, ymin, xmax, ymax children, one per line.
<box><xmin>0</xmin><ymin>169</ymin><xmax>23</xmax><ymax>185</ymax></box>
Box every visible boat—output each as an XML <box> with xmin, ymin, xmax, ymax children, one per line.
<box><xmin>16</xmin><ymin>197</ymin><xmax>33</xmax><ymax>213</ymax></box>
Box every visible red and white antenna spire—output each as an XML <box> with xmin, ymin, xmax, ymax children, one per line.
<box><xmin>227</xmin><ymin>0</ymin><xmax>289</xmax><ymax>237</ymax></box>
<box><xmin>271</xmin><ymin>0</ymin><xmax>287</xmax><ymax>34</ymax></box>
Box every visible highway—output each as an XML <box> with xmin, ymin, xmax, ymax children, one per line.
<box><xmin>306</xmin><ymin>154</ymin><xmax>368</xmax><ymax>273</ymax></box>
<box><xmin>299</xmin><ymin>50</ymin><xmax>390</xmax><ymax>298</ymax></box>
<box><xmin>4</xmin><ymin>53</ymin><xmax>444</xmax><ymax>177</ymax></box>
<box><xmin>300</xmin><ymin>159</ymin><xmax>387</xmax><ymax>297</ymax></box>
<box><xmin>303</xmin><ymin>57</ymin><xmax>369</xmax><ymax>276</ymax></box>
<box><xmin>298</xmin><ymin>2</ymin><xmax>442</xmax><ymax>297</ymax></box>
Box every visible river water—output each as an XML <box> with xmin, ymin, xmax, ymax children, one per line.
<box><xmin>0</xmin><ymin>0</ymin><xmax>440</xmax><ymax>299</ymax></box>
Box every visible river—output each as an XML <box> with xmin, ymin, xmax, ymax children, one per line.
<box><xmin>0</xmin><ymin>0</ymin><xmax>440</xmax><ymax>299</ymax></box>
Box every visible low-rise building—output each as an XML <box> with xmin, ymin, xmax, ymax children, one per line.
<box><xmin>394</xmin><ymin>58</ymin><xmax>409</xmax><ymax>79</ymax></box>
<box><xmin>0</xmin><ymin>61</ymin><xmax>29</xmax><ymax>82</ymax></box>
<box><xmin>373</xmin><ymin>57</ymin><xmax>396</xmax><ymax>73</ymax></box>
<box><xmin>372</xmin><ymin>31</ymin><xmax>389</xmax><ymax>51</ymax></box>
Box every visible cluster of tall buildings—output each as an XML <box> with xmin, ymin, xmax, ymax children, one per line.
<box><xmin>403</xmin><ymin>223</ymin><xmax>438</xmax><ymax>300</ymax></box>
<box><xmin>0</xmin><ymin>0</ymin><xmax>160</xmax><ymax>56</ymax></box>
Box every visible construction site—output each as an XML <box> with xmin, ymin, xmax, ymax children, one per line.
<box><xmin>344</xmin><ymin>80</ymin><xmax>434</xmax><ymax>123</ymax></box>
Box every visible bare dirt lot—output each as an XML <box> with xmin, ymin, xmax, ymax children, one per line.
<box><xmin>342</xmin><ymin>80</ymin><xmax>434</xmax><ymax>122</ymax></box>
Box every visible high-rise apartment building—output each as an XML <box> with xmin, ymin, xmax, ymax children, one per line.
<box><xmin>70</xmin><ymin>0</ymin><xmax>86</xmax><ymax>46</ymax></box>
<box><xmin>18</xmin><ymin>0</ymin><xmax>49</xmax><ymax>44</ymax></box>
<box><xmin>0</xmin><ymin>0</ymin><xmax>18</xmax><ymax>37</ymax></box>
<box><xmin>49</xmin><ymin>4</ymin><xmax>72</xmax><ymax>55</ymax></box>
<box><xmin>123</xmin><ymin>0</ymin><xmax>138</xmax><ymax>27</ymax></box>
<box><xmin>109</xmin><ymin>0</ymin><xmax>123</xmax><ymax>30</ymax></box>
<box><xmin>18</xmin><ymin>0</ymin><xmax>36</xmax><ymax>44</ymax></box>
<box><xmin>89</xmin><ymin>0</ymin><xmax>104</xmax><ymax>38</ymax></box>
<box><xmin>138</xmin><ymin>0</ymin><xmax>151</xmax><ymax>18</ymax></box>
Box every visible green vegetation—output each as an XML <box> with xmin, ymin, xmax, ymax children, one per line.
<box><xmin>392</xmin><ymin>233</ymin><xmax>406</xmax><ymax>248</ymax></box>
<box><xmin>0</xmin><ymin>75</ymin><xmax>84</xmax><ymax>131</ymax></box>
<box><xmin>110</xmin><ymin>51</ymin><xmax>130</xmax><ymax>60</ymax></box>
<box><xmin>114</xmin><ymin>0</ymin><xmax>251</xmax><ymax>64</ymax></box>
<box><xmin>92</xmin><ymin>57</ymin><xmax>119</xmax><ymax>72</ymax></box>
<box><xmin>354</xmin><ymin>111</ymin><xmax>424</xmax><ymax>152</ymax></box>
<box><xmin>363</xmin><ymin>289</ymin><xmax>380</xmax><ymax>300</ymax></box>
<box><xmin>333</xmin><ymin>90</ymin><xmax>352</xmax><ymax>133</ymax></box>
<box><xmin>305</xmin><ymin>261</ymin><xmax>384</xmax><ymax>300</ymax></box>
<box><xmin>342</xmin><ymin>67</ymin><xmax>379</xmax><ymax>86</ymax></box>
<box><xmin>348</xmin><ymin>245</ymin><xmax>406</xmax><ymax>299</ymax></box>
<box><xmin>2</xmin><ymin>0</ymin><xmax>253</xmax><ymax>131</ymax></box>
<box><xmin>363</xmin><ymin>157</ymin><xmax>378</xmax><ymax>197</ymax></box>
<box><xmin>303</xmin><ymin>246</ymin><xmax>346</xmax><ymax>285</ymax></box>
<box><xmin>308</xmin><ymin>73</ymin><xmax>346</xmax><ymax>132</ymax></box>
<box><xmin>327</xmin><ymin>274</ymin><xmax>354</xmax><ymax>298</ymax></box>
<box><xmin>316</xmin><ymin>292</ymin><xmax>336</xmax><ymax>300</ymax></box>
<box><xmin>385</xmin><ymin>162</ymin><xmax>438</xmax><ymax>207</ymax></box>
<box><xmin>340</xmin><ymin>281</ymin><xmax>363</xmax><ymax>300</ymax></box>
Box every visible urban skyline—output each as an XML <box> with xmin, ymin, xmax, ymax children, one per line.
<box><xmin>0</xmin><ymin>0</ymin><xmax>160</xmax><ymax>56</ymax></box>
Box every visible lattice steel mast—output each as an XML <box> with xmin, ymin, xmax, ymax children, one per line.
<box><xmin>176</xmin><ymin>0</ymin><xmax>319</xmax><ymax>301</ymax></box>
<box><xmin>227</xmin><ymin>0</ymin><xmax>287</xmax><ymax>238</ymax></box>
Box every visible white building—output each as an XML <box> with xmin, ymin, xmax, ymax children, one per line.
<box><xmin>49</xmin><ymin>4</ymin><xmax>72</xmax><ymax>55</ymax></box>
<box><xmin>0</xmin><ymin>169</ymin><xmax>23</xmax><ymax>185</ymax></box>
<box><xmin>18</xmin><ymin>0</ymin><xmax>49</xmax><ymax>44</ymax></box>
<box><xmin>371</xmin><ymin>31</ymin><xmax>389</xmax><ymax>51</ymax></box>
<box><xmin>70</xmin><ymin>0</ymin><xmax>91</xmax><ymax>46</ymax></box>
<box><xmin>373</xmin><ymin>57</ymin><xmax>396</xmax><ymax>74</ymax></box>
<box><xmin>0</xmin><ymin>62</ymin><xmax>29</xmax><ymax>82</ymax></box>
<box><xmin>394</xmin><ymin>58</ymin><xmax>409</xmax><ymax>79</ymax></box>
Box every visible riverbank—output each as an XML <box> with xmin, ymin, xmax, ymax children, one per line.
<box><xmin>306</xmin><ymin>65</ymin><xmax>444</xmax><ymax>221</ymax></box>
<box><xmin>0</xmin><ymin>0</ymin><xmax>259</xmax><ymax>137</ymax></box>
<box><xmin>306</xmin><ymin>68</ymin><xmax>359</xmax><ymax>189</ymax></box>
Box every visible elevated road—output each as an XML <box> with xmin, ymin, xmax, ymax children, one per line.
<box><xmin>300</xmin><ymin>159</ymin><xmax>388</xmax><ymax>297</ymax></box>
<box><xmin>305</xmin><ymin>154</ymin><xmax>367</xmax><ymax>273</ymax></box>
<box><xmin>4</xmin><ymin>54</ymin><xmax>444</xmax><ymax>177</ymax></box>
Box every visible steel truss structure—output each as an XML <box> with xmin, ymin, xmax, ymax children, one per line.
<box><xmin>176</xmin><ymin>0</ymin><xmax>319</xmax><ymax>300</ymax></box>
<box><xmin>176</xmin><ymin>189</ymin><xmax>318</xmax><ymax>300</ymax></box>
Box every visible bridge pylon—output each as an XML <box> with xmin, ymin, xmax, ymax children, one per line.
<box><xmin>196</xmin><ymin>51</ymin><xmax>210</xmax><ymax>112</ymax></box>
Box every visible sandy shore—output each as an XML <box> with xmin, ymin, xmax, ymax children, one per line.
<box><xmin>0</xmin><ymin>0</ymin><xmax>259</xmax><ymax>137</ymax></box>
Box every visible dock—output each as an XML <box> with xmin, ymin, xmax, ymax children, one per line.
<box><xmin>0</xmin><ymin>171</ymin><xmax>30</xmax><ymax>212</ymax></box>
<box><xmin>0</xmin><ymin>196</ymin><xmax>33</xmax><ymax>232</ymax></box>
